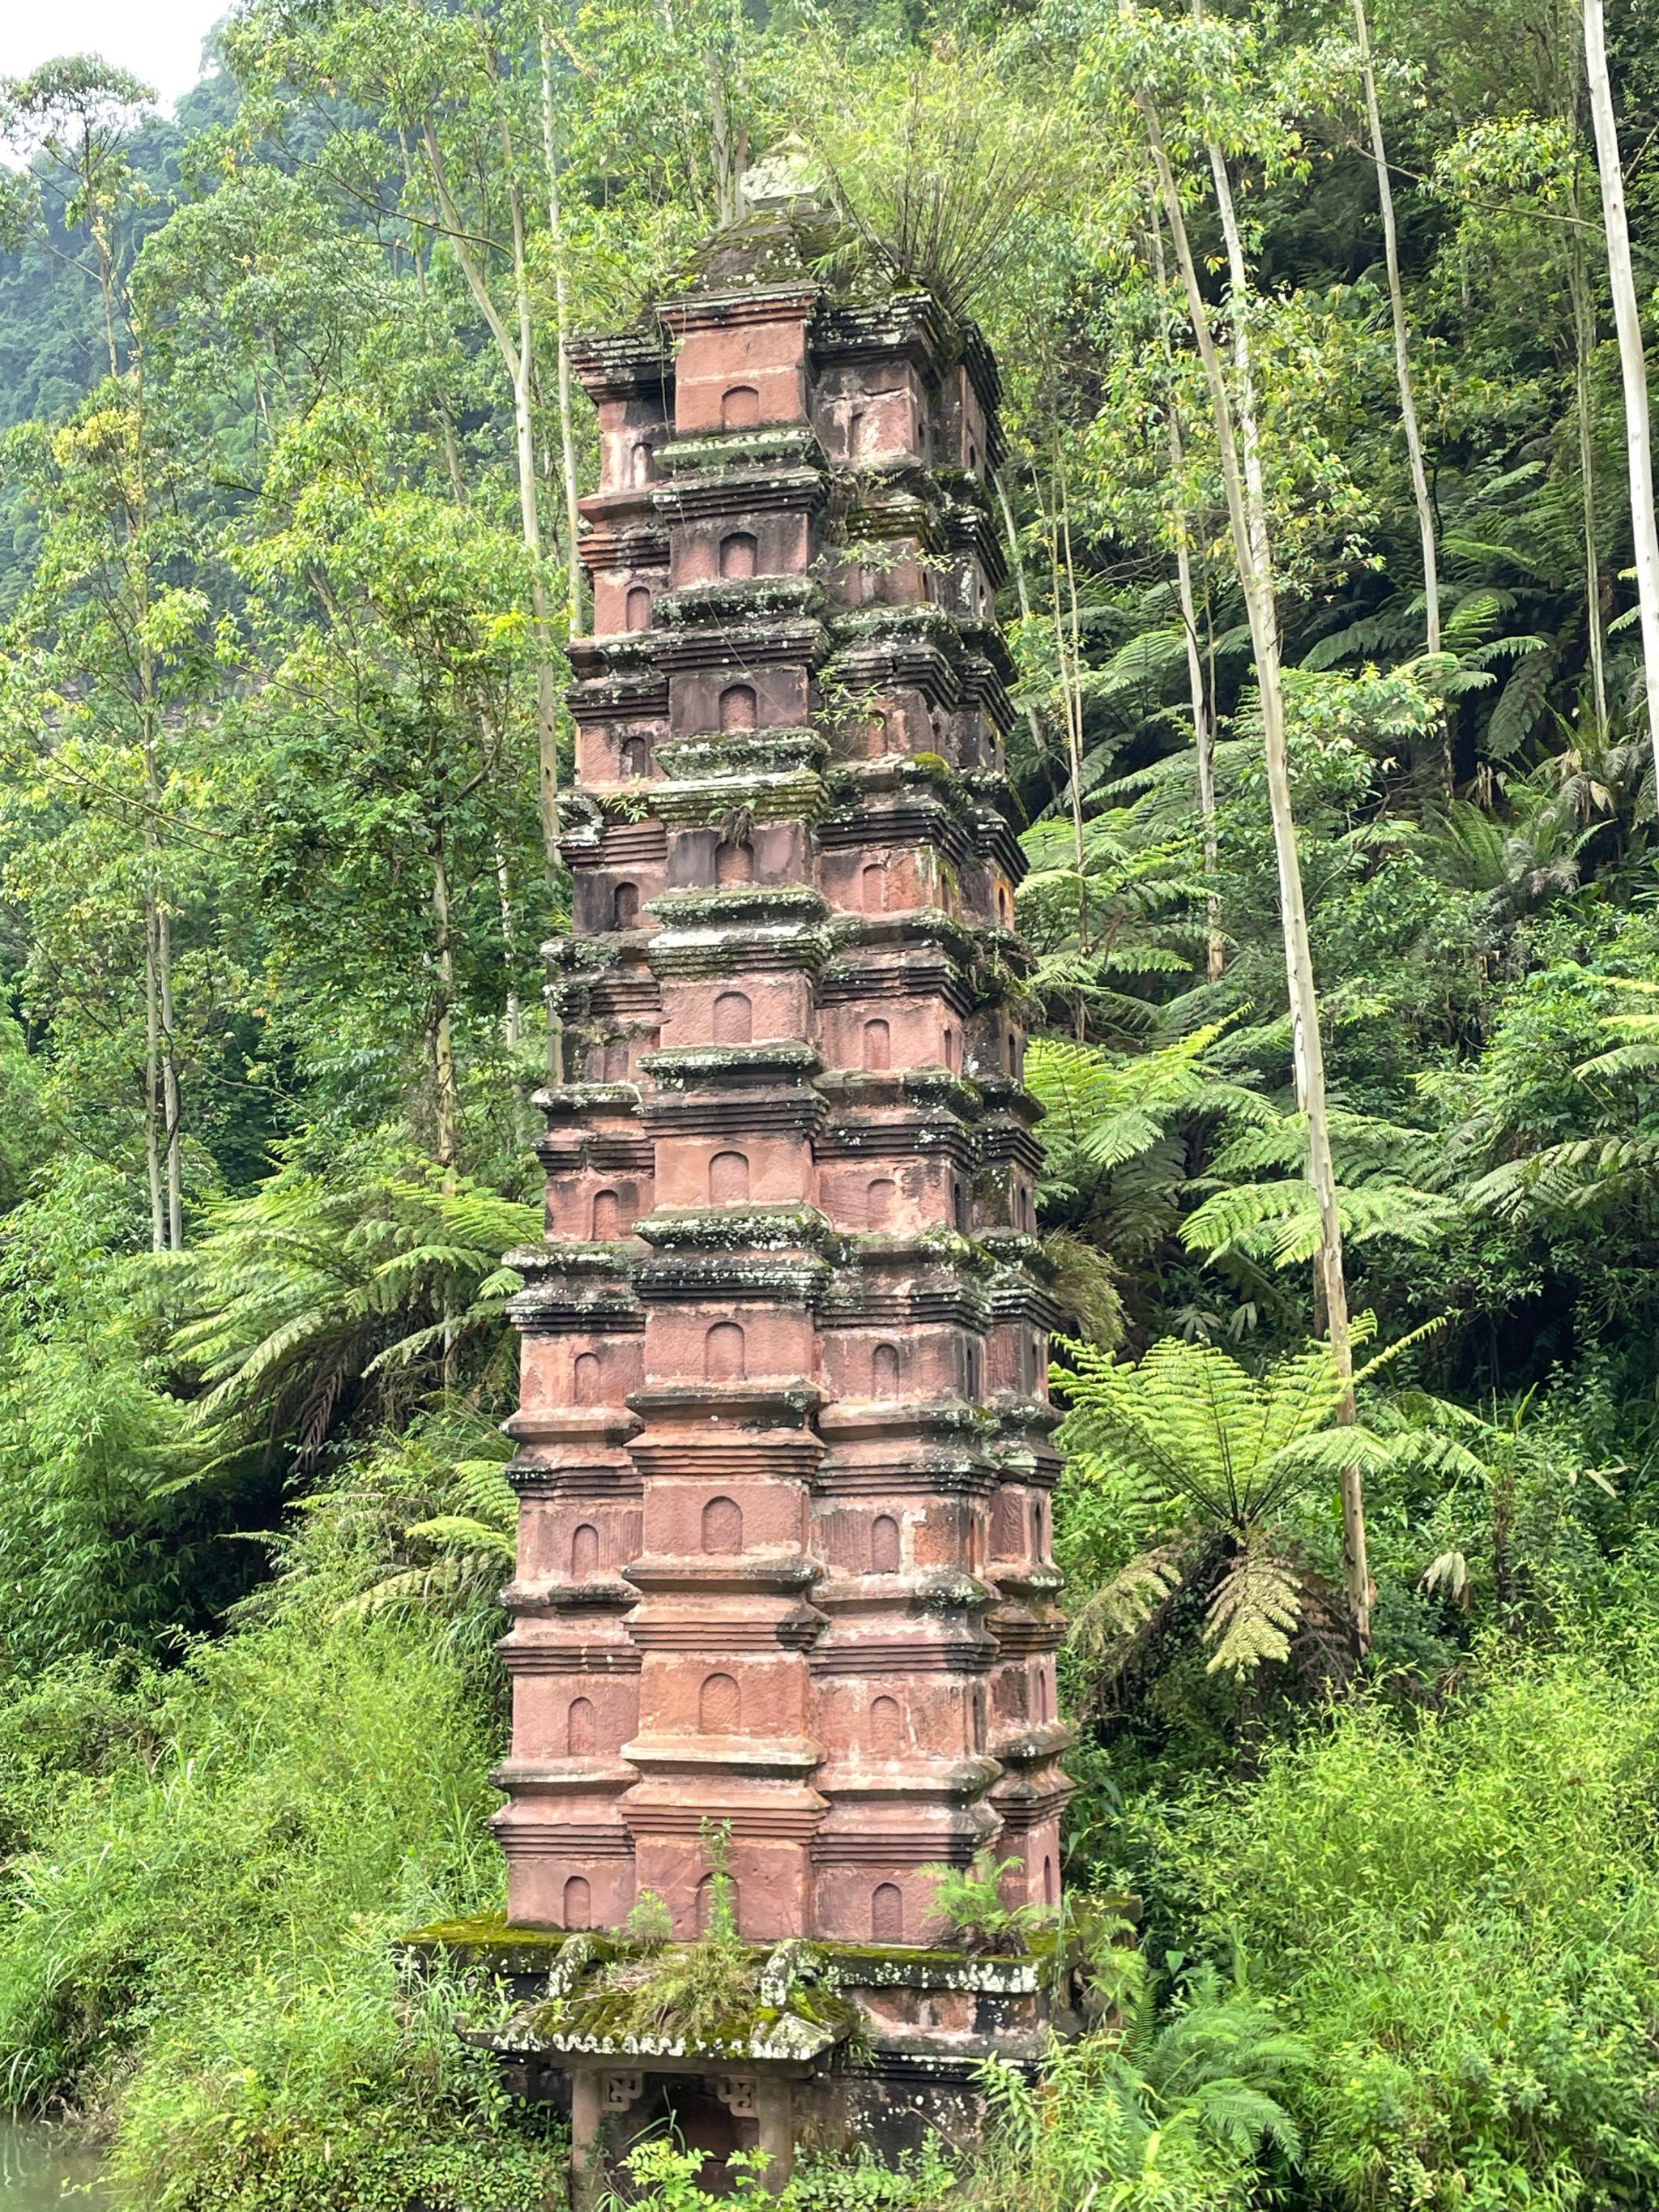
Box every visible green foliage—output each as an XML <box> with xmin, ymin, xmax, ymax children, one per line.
<box><xmin>616</xmin><ymin>2135</ymin><xmax>962</xmax><ymax>2212</ymax></box>
<box><xmin>115</xmin><ymin>1958</ymin><xmax>565</xmax><ymax>2212</ymax></box>
<box><xmin>612</xmin><ymin>2138</ymin><xmax>779</xmax><ymax>2212</ymax></box>
<box><xmin>1057</xmin><ymin>1322</ymin><xmax>1425</xmax><ymax>1676</ymax></box>
<box><xmin>590</xmin><ymin>1825</ymin><xmax>759</xmax><ymax>2048</ymax></box>
<box><xmin>0</xmin><ymin>1158</ymin><xmax>271</xmax><ymax>1670</ymax></box>
<box><xmin>0</xmin><ymin>1608</ymin><xmax>557</xmax><ymax>2208</ymax></box>
<box><xmin>6</xmin><ymin>4</ymin><xmax>1659</xmax><ymax>2210</ymax></box>
<box><xmin>1141</xmin><ymin>1640</ymin><xmax>1659</xmax><ymax>2208</ymax></box>
<box><xmin>168</xmin><ymin>1159</ymin><xmax>538</xmax><ymax>1459</ymax></box>
<box><xmin>967</xmin><ymin>1962</ymin><xmax>1306</xmax><ymax>2212</ymax></box>
<box><xmin>920</xmin><ymin>1851</ymin><xmax>1057</xmax><ymax>1954</ymax></box>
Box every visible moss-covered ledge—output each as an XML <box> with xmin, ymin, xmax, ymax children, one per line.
<box><xmin>400</xmin><ymin>1923</ymin><xmax>1066</xmax><ymax>2065</ymax></box>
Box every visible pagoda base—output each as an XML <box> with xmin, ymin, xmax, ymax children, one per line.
<box><xmin>406</xmin><ymin>1920</ymin><xmax>1075</xmax><ymax>2203</ymax></box>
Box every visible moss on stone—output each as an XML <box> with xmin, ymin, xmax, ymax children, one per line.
<box><xmin>647</xmin><ymin>882</ymin><xmax>826</xmax><ymax>926</ymax></box>
<box><xmin>656</xmin><ymin>425</ymin><xmax>824</xmax><ymax>475</ymax></box>
<box><xmin>655</xmin><ymin>729</ymin><xmax>826</xmax><ymax>780</ymax></box>
<box><xmin>636</xmin><ymin>1202</ymin><xmax>836</xmax><ymax>1253</ymax></box>
<box><xmin>657</xmin><ymin>576</ymin><xmax>824</xmax><ymax>628</ymax></box>
<box><xmin>637</xmin><ymin>1040</ymin><xmax>822</xmax><ymax>1093</ymax></box>
<box><xmin>829</xmin><ymin>602</ymin><xmax>963</xmax><ymax>655</ymax></box>
<box><xmin>401</xmin><ymin>1913</ymin><xmax>572</xmax><ymax>1966</ymax></box>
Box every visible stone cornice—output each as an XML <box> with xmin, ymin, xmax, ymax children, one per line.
<box><xmin>658</xmin><ymin>283</ymin><xmax>821</xmax><ymax>334</ymax></box>
<box><xmin>568</xmin><ymin>329</ymin><xmax>674</xmax><ymax>401</ymax></box>
<box><xmin>639</xmin><ymin>1038</ymin><xmax>822</xmax><ymax>1090</ymax></box>
<box><xmin>650</xmin><ymin>617</ymin><xmax>828</xmax><ymax>673</ymax></box>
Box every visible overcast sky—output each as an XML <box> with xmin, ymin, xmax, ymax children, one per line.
<box><xmin>1</xmin><ymin>0</ymin><xmax>225</xmax><ymax>113</ymax></box>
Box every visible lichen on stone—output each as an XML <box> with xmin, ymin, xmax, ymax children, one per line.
<box><xmin>657</xmin><ymin>576</ymin><xmax>824</xmax><ymax>628</ymax></box>
<box><xmin>655</xmin><ymin>425</ymin><xmax>824</xmax><ymax>476</ymax></box>
<box><xmin>635</xmin><ymin>1202</ymin><xmax>836</xmax><ymax>1253</ymax></box>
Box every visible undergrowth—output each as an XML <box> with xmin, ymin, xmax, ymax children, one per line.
<box><xmin>1138</xmin><ymin>1631</ymin><xmax>1659</xmax><ymax>2208</ymax></box>
<box><xmin>0</xmin><ymin>1603</ymin><xmax>561</xmax><ymax>2210</ymax></box>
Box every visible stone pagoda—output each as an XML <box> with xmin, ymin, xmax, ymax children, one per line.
<box><xmin>476</xmin><ymin>143</ymin><xmax>1073</xmax><ymax>2188</ymax></box>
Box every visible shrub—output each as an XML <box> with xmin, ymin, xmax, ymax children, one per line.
<box><xmin>0</xmin><ymin>1613</ymin><xmax>560</xmax><ymax>2210</ymax></box>
<box><xmin>1140</xmin><ymin>1639</ymin><xmax>1659</xmax><ymax>2207</ymax></box>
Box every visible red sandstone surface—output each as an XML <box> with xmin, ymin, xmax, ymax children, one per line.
<box><xmin>493</xmin><ymin>180</ymin><xmax>1072</xmax><ymax>1952</ymax></box>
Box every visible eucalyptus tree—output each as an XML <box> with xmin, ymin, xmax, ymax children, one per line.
<box><xmin>0</xmin><ymin>57</ymin><xmax>156</xmax><ymax>379</ymax></box>
<box><xmin>225</xmin><ymin>0</ymin><xmax>570</xmax><ymax>865</ymax></box>
<box><xmin>0</xmin><ymin>373</ymin><xmax>237</xmax><ymax>1248</ymax></box>
<box><xmin>1581</xmin><ymin>0</ymin><xmax>1659</xmax><ymax>793</ymax></box>
<box><xmin>1052</xmin><ymin>2</ymin><xmax>1411</xmax><ymax>1642</ymax></box>
<box><xmin>232</xmin><ymin>391</ymin><xmax>543</xmax><ymax>1171</ymax></box>
<box><xmin>1350</xmin><ymin>0</ymin><xmax>1440</xmax><ymax>666</ymax></box>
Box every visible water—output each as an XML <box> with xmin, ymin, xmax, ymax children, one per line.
<box><xmin>0</xmin><ymin>2123</ymin><xmax>109</xmax><ymax>2212</ymax></box>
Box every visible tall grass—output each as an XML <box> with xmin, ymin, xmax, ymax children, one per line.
<box><xmin>0</xmin><ymin>1615</ymin><xmax>561</xmax><ymax>2211</ymax></box>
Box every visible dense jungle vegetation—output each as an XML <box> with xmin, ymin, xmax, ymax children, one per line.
<box><xmin>6</xmin><ymin>0</ymin><xmax>1659</xmax><ymax>2205</ymax></box>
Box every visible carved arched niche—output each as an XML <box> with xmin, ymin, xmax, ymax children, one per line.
<box><xmin>704</xmin><ymin>1321</ymin><xmax>745</xmax><ymax>1381</ymax></box>
<box><xmin>719</xmin><ymin>531</ymin><xmax>757</xmax><ymax>579</ymax></box>
<box><xmin>871</xmin><ymin>1513</ymin><xmax>901</xmax><ymax>1573</ymax></box>
<box><xmin>719</xmin><ymin>683</ymin><xmax>757</xmax><ymax>732</ymax></box>
<box><xmin>709</xmin><ymin>1150</ymin><xmax>749</xmax><ymax>1204</ymax></box>
<box><xmin>699</xmin><ymin>1672</ymin><xmax>740</xmax><ymax>1732</ymax></box>
<box><xmin>702</xmin><ymin>1495</ymin><xmax>743</xmax><ymax>1554</ymax></box>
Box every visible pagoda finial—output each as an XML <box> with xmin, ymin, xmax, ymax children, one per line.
<box><xmin>738</xmin><ymin>134</ymin><xmax>826</xmax><ymax>216</ymax></box>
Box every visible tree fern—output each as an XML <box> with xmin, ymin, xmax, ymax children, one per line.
<box><xmin>1059</xmin><ymin>1324</ymin><xmax>1428</xmax><ymax>1676</ymax></box>
<box><xmin>168</xmin><ymin>1161</ymin><xmax>539</xmax><ymax>1458</ymax></box>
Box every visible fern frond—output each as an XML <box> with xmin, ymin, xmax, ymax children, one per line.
<box><xmin>1203</xmin><ymin>1541</ymin><xmax>1303</xmax><ymax>1676</ymax></box>
<box><xmin>403</xmin><ymin>1514</ymin><xmax>517</xmax><ymax>1560</ymax></box>
<box><xmin>1068</xmin><ymin>1546</ymin><xmax>1188</xmax><ymax>1656</ymax></box>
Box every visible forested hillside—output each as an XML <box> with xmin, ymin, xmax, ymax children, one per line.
<box><xmin>3</xmin><ymin>1</ymin><xmax>1659</xmax><ymax>2206</ymax></box>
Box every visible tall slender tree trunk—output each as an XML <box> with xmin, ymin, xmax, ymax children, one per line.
<box><xmin>432</xmin><ymin>835</ymin><xmax>460</xmax><ymax>1393</ymax></box>
<box><xmin>421</xmin><ymin>113</ymin><xmax>562</xmax><ymax>868</ymax></box>
<box><xmin>1354</xmin><ymin>0</ymin><xmax>1441</xmax><ymax>664</ymax></box>
<box><xmin>134</xmin><ymin>345</ymin><xmax>181</xmax><ymax>1249</ymax></box>
<box><xmin>1568</xmin><ymin>217</ymin><xmax>1610</xmax><ymax>734</ymax></box>
<box><xmin>1057</xmin><ymin>454</ymin><xmax>1091</xmax><ymax>920</ymax></box>
<box><xmin>1043</xmin><ymin>451</ymin><xmax>1091</xmax><ymax>1039</ymax></box>
<box><xmin>158</xmin><ymin>903</ymin><xmax>183</xmax><ymax>1249</ymax></box>
<box><xmin>1584</xmin><ymin>0</ymin><xmax>1659</xmax><ymax>792</ymax></box>
<box><xmin>540</xmin><ymin>19</ymin><xmax>586</xmax><ymax>640</ymax></box>
<box><xmin>995</xmin><ymin>469</ymin><xmax>1049</xmax><ymax>764</ymax></box>
<box><xmin>92</xmin><ymin>206</ymin><xmax>119</xmax><ymax>378</ymax></box>
<box><xmin>143</xmin><ymin>901</ymin><xmax>164</xmax><ymax>1252</ymax></box>
<box><xmin>1173</xmin><ymin>459</ymin><xmax>1224</xmax><ymax>984</ymax></box>
<box><xmin>1149</xmin><ymin>211</ymin><xmax>1224</xmax><ymax>980</ymax></box>
<box><xmin>997</xmin><ymin>472</ymin><xmax>1033</xmax><ymax>625</ymax></box>
<box><xmin>399</xmin><ymin>159</ymin><xmax>472</xmax><ymax>511</ymax></box>
<box><xmin>502</xmin><ymin>122</ymin><xmax>563</xmax><ymax>868</ymax></box>
<box><xmin>432</xmin><ymin>837</ymin><xmax>459</xmax><ymax>1174</ymax></box>
<box><xmin>496</xmin><ymin>836</ymin><xmax>521</xmax><ymax>1050</ymax></box>
<box><xmin>1137</xmin><ymin>83</ymin><xmax>1371</xmax><ymax>1650</ymax></box>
